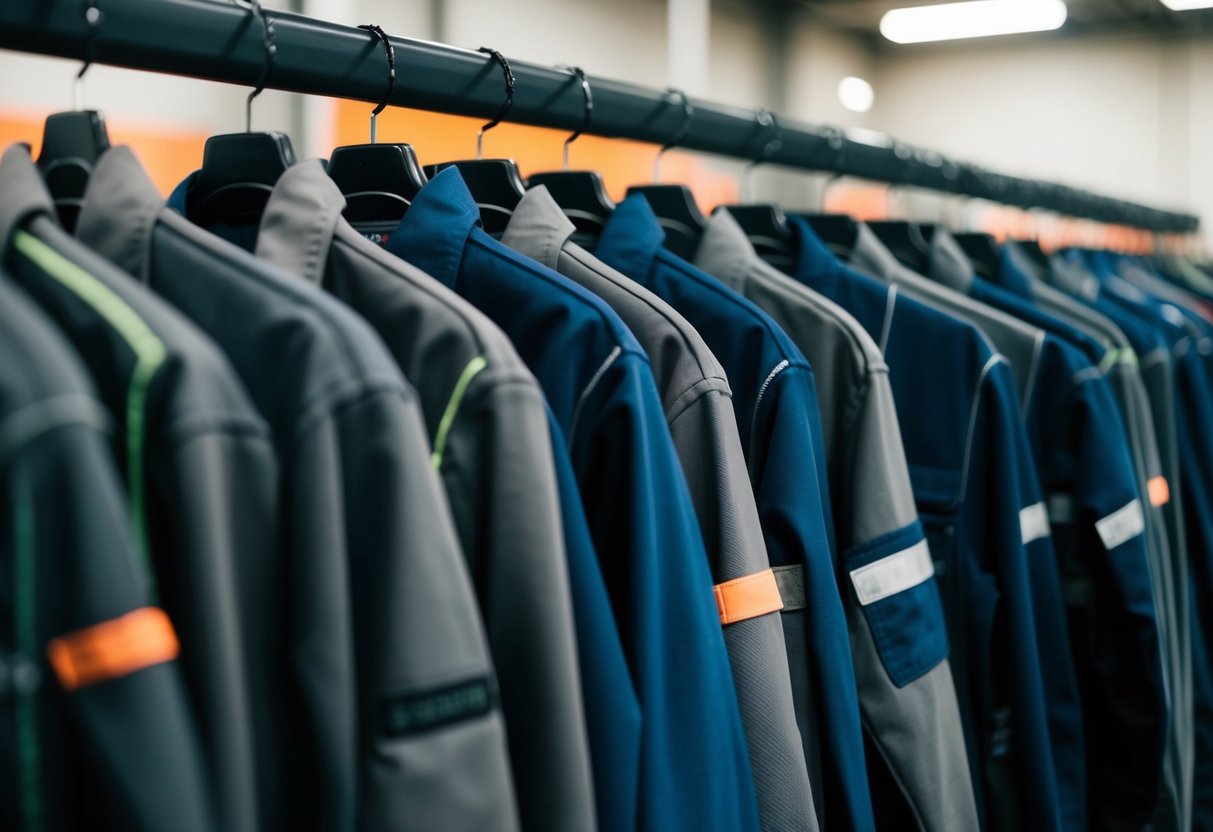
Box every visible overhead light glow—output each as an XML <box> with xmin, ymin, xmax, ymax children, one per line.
<box><xmin>880</xmin><ymin>0</ymin><xmax>1068</xmax><ymax>44</ymax></box>
<box><xmin>838</xmin><ymin>77</ymin><xmax>875</xmax><ymax>113</ymax></box>
<box><xmin>1159</xmin><ymin>0</ymin><xmax>1213</xmax><ymax>9</ymax></box>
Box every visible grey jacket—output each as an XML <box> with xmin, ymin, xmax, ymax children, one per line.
<box><xmin>502</xmin><ymin>186</ymin><xmax>817</xmax><ymax>832</ymax></box>
<box><xmin>253</xmin><ymin>162</ymin><xmax>595</xmax><ymax>832</ymax></box>
<box><xmin>75</xmin><ymin>147</ymin><xmax>519</xmax><ymax>832</ymax></box>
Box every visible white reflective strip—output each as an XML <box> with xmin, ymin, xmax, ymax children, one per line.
<box><xmin>1047</xmin><ymin>493</ymin><xmax>1075</xmax><ymax>525</ymax></box>
<box><xmin>849</xmin><ymin>540</ymin><xmax>934</xmax><ymax>606</ymax></box>
<box><xmin>1019</xmin><ymin>501</ymin><xmax>1051</xmax><ymax>545</ymax></box>
<box><xmin>1096</xmin><ymin>499</ymin><xmax>1145</xmax><ymax>550</ymax></box>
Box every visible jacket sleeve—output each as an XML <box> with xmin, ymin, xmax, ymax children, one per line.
<box><xmin>570</xmin><ymin>352</ymin><xmax>761</xmax><ymax>832</ymax></box>
<box><xmin>751</xmin><ymin>365</ymin><xmax>873</xmax><ymax>831</ymax></box>
<box><xmin>1064</xmin><ymin>374</ymin><xmax>1165</xmax><ymax>830</ymax></box>
<box><xmin>440</xmin><ymin>372</ymin><xmax>597</xmax><ymax>832</ymax></box>
<box><xmin>666</xmin><ymin>382</ymin><xmax>820</xmax><ymax>832</ymax></box>
<box><xmin>21</xmin><ymin>416</ymin><xmax>216</xmax><ymax>832</ymax></box>
<box><xmin>838</xmin><ymin>365</ymin><xmax>979</xmax><ymax>832</ymax></box>
<box><xmin>337</xmin><ymin>390</ymin><xmax>520</xmax><ymax>832</ymax></box>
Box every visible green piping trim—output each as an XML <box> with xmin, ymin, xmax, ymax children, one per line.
<box><xmin>431</xmin><ymin>356</ymin><xmax>487</xmax><ymax>470</ymax></box>
<box><xmin>13</xmin><ymin>231</ymin><xmax>164</xmax><ymax>586</ymax></box>
<box><xmin>1099</xmin><ymin>347</ymin><xmax>1138</xmax><ymax>373</ymax></box>
<box><xmin>14</xmin><ymin>473</ymin><xmax>43</xmax><ymax>832</ymax></box>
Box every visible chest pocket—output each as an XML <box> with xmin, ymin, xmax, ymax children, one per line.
<box><xmin>845</xmin><ymin>519</ymin><xmax>950</xmax><ymax>688</ymax></box>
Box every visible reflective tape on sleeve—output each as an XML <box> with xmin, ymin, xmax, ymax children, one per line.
<box><xmin>849</xmin><ymin>540</ymin><xmax>934</xmax><ymax>606</ymax></box>
<box><xmin>1148</xmin><ymin>476</ymin><xmax>1170</xmax><ymax>507</ymax></box>
<box><xmin>1019</xmin><ymin>501</ymin><xmax>1051</xmax><ymax>545</ymax></box>
<box><xmin>1096</xmin><ymin>499</ymin><xmax>1145</xmax><ymax>551</ymax></box>
<box><xmin>47</xmin><ymin>607</ymin><xmax>179</xmax><ymax>691</ymax></box>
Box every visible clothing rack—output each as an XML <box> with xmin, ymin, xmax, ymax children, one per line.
<box><xmin>0</xmin><ymin>0</ymin><xmax>1199</xmax><ymax>233</ymax></box>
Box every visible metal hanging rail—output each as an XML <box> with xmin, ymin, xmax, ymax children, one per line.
<box><xmin>0</xmin><ymin>0</ymin><xmax>1199</xmax><ymax>232</ymax></box>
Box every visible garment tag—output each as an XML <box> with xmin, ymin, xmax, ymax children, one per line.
<box><xmin>1019</xmin><ymin>501</ymin><xmax>1051</xmax><ymax>545</ymax></box>
<box><xmin>381</xmin><ymin>677</ymin><xmax>494</xmax><ymax>738</ymax></box>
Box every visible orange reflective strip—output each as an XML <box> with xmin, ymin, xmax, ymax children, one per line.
<box><xmin>1148</xmin><ymin>476</ymin><xmax>1170</xmax><ymax>507</ymax></box>
<box><xmin>714</xmin><ymin>570</ymin><xmax>784</xmax><ymax>626</ymax></box>
<box><xmin>46</xmin><ymin>607</ymin><xmax>178</xmax><ymax>691</ymax></box>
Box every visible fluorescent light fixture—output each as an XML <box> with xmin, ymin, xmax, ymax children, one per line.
<box><xmin>838</xmin><ymin>77</ymin><xmax>875</xmax><ymax>113</ymax></box>
<box><xmin>1159</xmin><ymin>0</ymin><xmax>1213</xmax><ymax>9</ymax></box>
<box><xmin>880</xmin><ymin>0</ymin><xmax>1067</xmax><ymax>44</ymax></box>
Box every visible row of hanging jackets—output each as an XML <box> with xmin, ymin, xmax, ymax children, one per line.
<box><xmin>0</xmin><ymin>115</ymin><xmax>1211</xmax><ymax>832</ymax></box>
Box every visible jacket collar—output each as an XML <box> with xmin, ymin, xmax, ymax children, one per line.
<box><xmin>690</xmin><ymin>208</ymin><xmax>752</xmax><ymax>294</ymax></box>
<box><xmin>76</xmin><ymin>146</ymin><xmax>163</xmax><ymax>282</ymax></box>
<box><xmin>927</xmin><ymin>227</ymin><xmax>975</xmax><ymax>292</ymax></box>
<box><xmin>499</xmin><ymin>185</ymin><xmax>575</xmax><ymax>270</ymax></box>
<box><xmin>385</xmin><ymin>166</ymin><xmax>479</xmax><ymax>289</ymax></box>
<box><xmin>254</xmin><ymin>159</ymin><xmax>346</xmax><ymax>286</ymax></box>
<box><xmin>595</xmin><ymin>193</ymin><xmax>665</xmax><ymax>278</ymax></box>
<box><xmin>0</xmin><ymin>144</ymin><xmax>56</xmax><ymax>256</ymax></box>
<box><xmin>848</xmin><ymin>222</ymin><xmax>904</xmax><ymax>282</ymax></box>
<box><xmin>788</xmin><ymin>215</ymin><xmax>847</xmax><ymax>299</ymax></box>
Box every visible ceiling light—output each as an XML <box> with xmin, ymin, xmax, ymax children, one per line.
<box><xmin>838</xmin><ymin>77</ymin><xmax>875</xmax><ymax>113</ymax></box>
<box><xmin>1159</xmin><ymin>0</ymin><xmax>1213</xmax><ymax>9</ymax></box>
<box><xmin>880</xmin><ymin>0</ymin><xmax>1068</xmax><ymax>44</ymax></box>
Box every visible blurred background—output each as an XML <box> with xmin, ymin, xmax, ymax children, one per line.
<box><xmin>3</xmin><ymin>0</ymin><xmax>1212</xmax><ymax>247</ymax></box>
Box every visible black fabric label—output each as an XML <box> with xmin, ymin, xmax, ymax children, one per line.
<box><xmin>381</xmin><ymin>677</ymin><xmax>494</xmax><ymax>737</ymax></box>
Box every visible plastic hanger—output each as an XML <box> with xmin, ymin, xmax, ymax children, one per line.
<box><xmin>426</xmin><ymin>47</ymin><xmax>525</xmax><ymax>235</ymax></box>
<box><xmin>327</xmin><ymin>24</ymin><xmax>426</xmax><ymax>225</ymax></box>
<box><xmin>720</xmin><ymin>108</ymin><xmax>792</xmax><ymax>269</ymax></box>
<box><xmin>795</xmin><ymin>213</ymin><xmax>860</xmax><ymax>260</ymax></box>
<box><xmin>952</xmin><ymin>233</ymin><xmax>1002</xmax><ymax>281</ymax></box>
<box><xmin>527</xmin><ymin>66</ymin><xmax>614</xmax><ymax>246</ymax></box>
<box><xmin>186</xmin><ymin>0</ymin><xmax>297</xmax><ymax>227</ymax></box>
<box><xmin>627</xmin><ymin>88</ymin><xmax>705</xmax><ymax>259</ymax></box>
<box><xmin>868</xmin><ymin>220</ymin><xmax>932</xmax><ymax>273</ymax></box>
<box><xmin>36</xmin><ymin>0</ymin><xmax>111</xmax><ymax>232</ymax></box>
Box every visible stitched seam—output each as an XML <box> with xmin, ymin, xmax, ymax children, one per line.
<box><xmin>1021</xmin><ymin>329</ymin><xmax>1045</xmax><ymax>418</ymax></box>
<box><xmin>0</xmin><ymin>395</ymin><xmax>110</xmax><ymax>462</ymax></box>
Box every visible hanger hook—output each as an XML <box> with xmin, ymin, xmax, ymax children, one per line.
<box><xmin>476</xmin><ymin>47</ymin><xmax>515</xmax><ymax>160</ymax></box>
<box><xmin>243</xmin><ymin>0</ymin><xmax>276</xmax><ymax>133</ymax></box>
<box><xmin>558</xmin><ymin>65</ymin><xmax>592</xmax><ymax>171</ymax></box>
<box><xmin>741</xmin><ymin>108</ymin><xmax>781</xmax><ymax>203</ymax></box>
<box><xmin>653</xmin><ymin>87</ymin><xmax>693</xmax><ymax>183</ymax></box>
<box><xmin>74</xmin><ymin>0</ymin><xmax>103</xmax><ymax>110</ymax></box>
<box><xmin>358</xmin><ymin>24</ymin><xmax>395</xmax><ymax>144</ymax></box>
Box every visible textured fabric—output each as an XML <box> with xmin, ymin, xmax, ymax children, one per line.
<box><xmin>95</xmin><ymin>149</ymin><xmax>520</xmax><ymax>832</ymax></box>
<box><xmin>250</xmin><ymin>163</ymin><xmax>595</xmax><ymax>832</ymax></box>
<box><xmin>386</xmin><ymin>167</ymin><xmax>761</xmax><ymax>832</ymax></box>
<box><xmin>595</xmin><ymin>195</ymin><xmax>874</xmax><ymax>832</ymax></box>
<box><xmin>691</xmin><ymin>208</ymin><xmax>976</xmax><ymax>832</ymax></box>
<box><xmin>0</xmin><ymin>144</ymin><xmax>269</xmax><ymax>832</ymax></box>
<box><xmin>503</xmin><ymin>186</ymin><xmax>817</xmax><ymax>832</ymax></box>
<box><xmin>0</xmin><ymin>273</ymin><xmax>216</xmax><ymax>832</ymax></box>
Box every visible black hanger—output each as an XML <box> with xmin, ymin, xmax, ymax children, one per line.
<box><xmin>185</xmin><ymin>1</ymin><xmax>297</xmax><ymax>227</ymax></box>
<box><xmin>628</xmin><ymin>88</ymin><xmax>705</xmax><ymax>260</ymax></box>
<box><xmin>952</xmin><ymin>232</ymin><xmax>1002</xmax><ymax>281</ymax></box>
<box><xmin>426</xmin><ymin>47</ymin><xmax>524</xmax><ymax>235</ymax></box>
<box><xmin>795</xmin><ymin>213</ymin><xmax>860</xmax><ymax>260</ymax></box>
<box><xmin>720</xmin><ymin>109</ymin><xmax>792</xmax><ymax>269</ymax></box>
<box><xmin>36</xmin><ymin>0</ymin><xmax>111</xmax><ymax>232</ymax></box>
<box><xmin>869</xmin><ymin>220</ymin><xmax>932</xmax><ymax>273</ymax></box>
<box><xmin>526</xmin><ymin>66</ymin><xmax>614</xmax><ymax>247</ymax></box>
<box><xmin>327</xmin><ymin>24</ymin><xmax>426</xmax><ymax>225</ymax></box>
<box><xmin>1015</xmin><ymin>238</ymin><xmax>1050</xmax><ymax>271</ymax></box>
